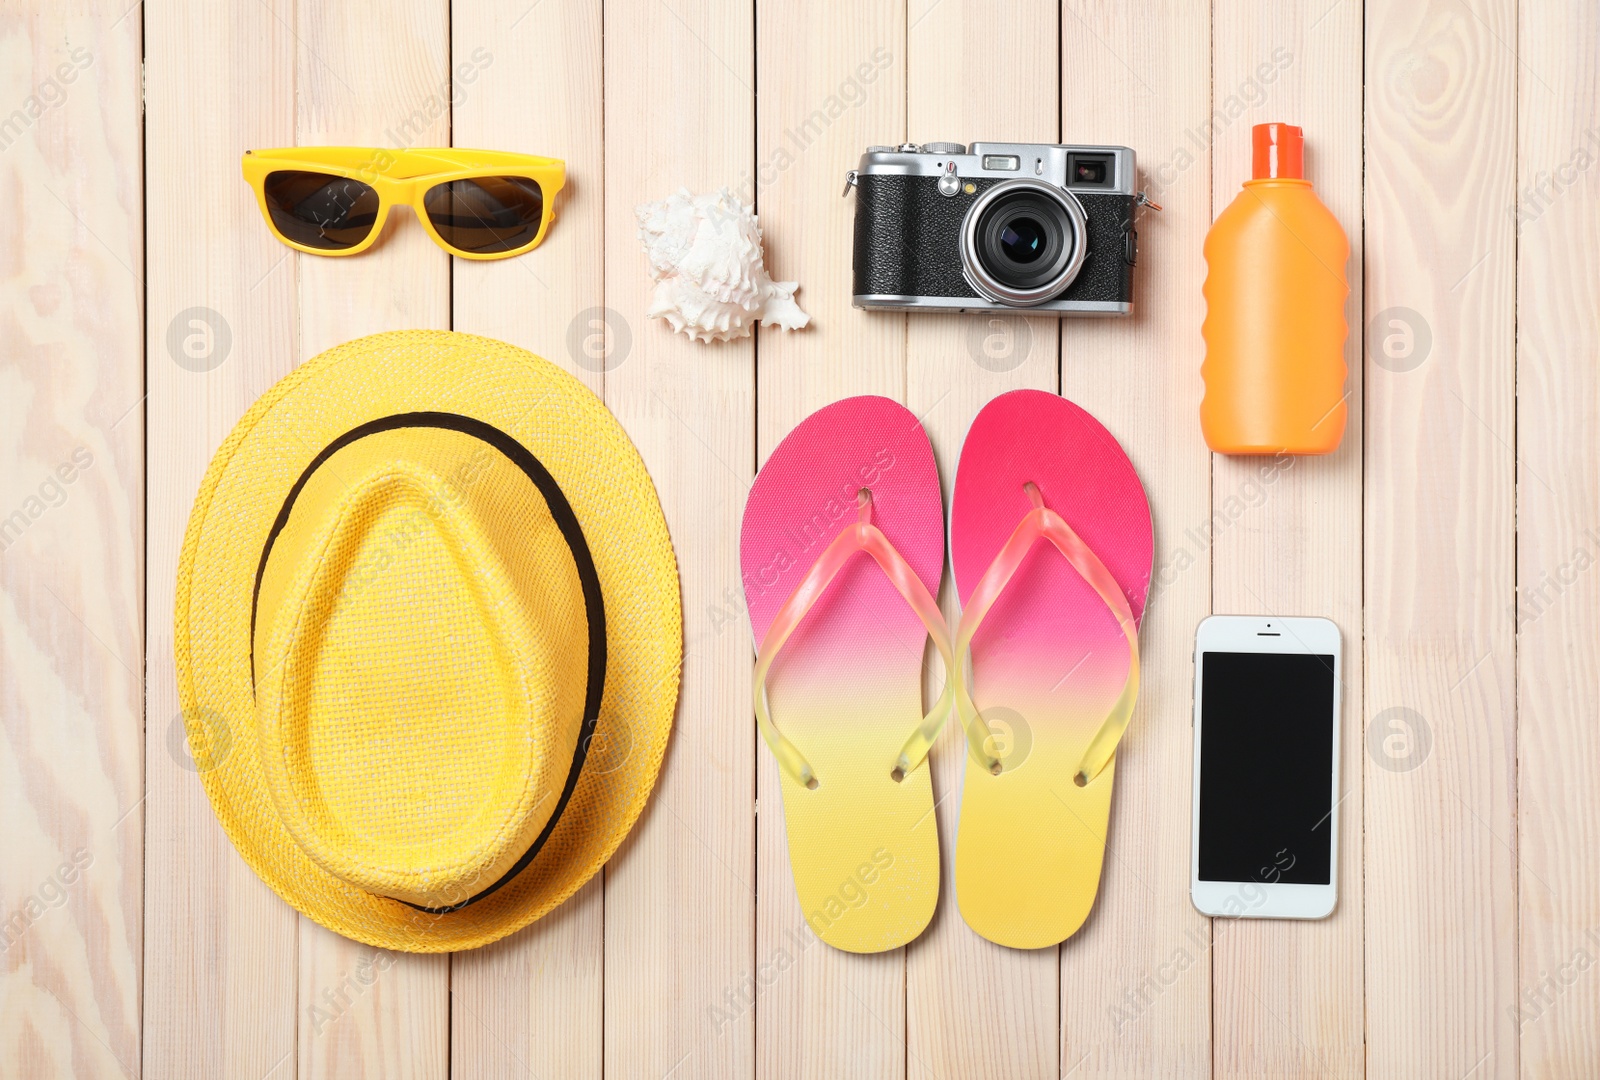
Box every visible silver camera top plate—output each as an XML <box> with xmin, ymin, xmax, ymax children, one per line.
<box><xmin>853</xmin><ymin>143</ymin><xmax>1137</xmax><ymax>196</ymax></box>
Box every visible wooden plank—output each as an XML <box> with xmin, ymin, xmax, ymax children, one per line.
<box><xmin>447</xmin><ymin>1</ymin><xmax>606</xmax><ymax>1076</ymax></box>
<box><xmin>142</xmin><ymin>0</ymin><xmax>301</xmax><ymax>1074</ymax></box>
<box><xmin>1514</xmin><ymin>1</ymin><xmax>1600</xmax><ymax>1074</ymax></box>
<box><xmin>1364</xmin><ymin>0</ymin><xmax>1519</xmax><ymax>1076</ymax></box>
<box><xmin>0</xmin><ymin>6</ymin><xmax>143</xmax><ymax>1079</ymax></box>
<box><xmin>901</xmin><ymin>1</ymin><xmax>1060</xmax><ymax>1077</ymax></box>
<box><xmin>448</xmin><ymin>0</ymin><xmax>604</xmax><ymax>396</ymax></box>
<box><xmin>601</xmin><ymin>1</ymin><xmax>755</xmax><ymax>1077</ymax></box>
<box><xmin>289</xmin><ymin>0</ymin><xmax>452</xmax><ymax>1076</ymax></box>
<box><xmin>1054</xmin><ymin>4</ymin><xmax>1213</xmax><ymax>1076</ymax></box>
<box><xmin>1208</xmin><ymin>3</ymin><xmax>1365</xmax><ymax>1077</ymax></box>
<box><xmin>749</xmin><ymin>4</ymin><xmax>907</xmax><ymax>1078</ymax></box>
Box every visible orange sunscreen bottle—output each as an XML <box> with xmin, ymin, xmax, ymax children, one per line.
<box><xmin>1201</xmin><ymin>123</ymin><xmax>1349</xmax><ymax>454</ymax></box>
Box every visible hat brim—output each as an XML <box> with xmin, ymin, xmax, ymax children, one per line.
<box><xmin>176</xmin><ymin>330</ymin><xmax>682</xmax><ymax>952</ymax></box>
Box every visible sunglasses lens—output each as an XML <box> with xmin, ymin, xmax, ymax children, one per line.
<box><xmin>262</xmin><ymin>170</ymin><xmax>380</xmax><ymax>250</ymax></box>
<box><xmin>423</xmin><ymin>177</ymin><xmax>544</xmax><ymax>254</ymax></box>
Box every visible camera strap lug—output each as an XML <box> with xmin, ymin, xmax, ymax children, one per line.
<box><xmin>841</xmin><ymin>170</ymin><xmax>858</xmax><ymax>197</ymax></box>
<box><xmin>1135</xmin><ymin>190</ymin><xmax>1162</xmax><ymax>212</ymax></box>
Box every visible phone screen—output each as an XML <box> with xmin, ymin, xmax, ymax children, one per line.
<box><xmin>1198</xmin><ymin>650</ymin><xmax>1336</xmax><ymax>885</ymax></box>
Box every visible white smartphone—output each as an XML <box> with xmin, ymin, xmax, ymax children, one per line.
<box><xmin>1190</xmin><ymin>614</ymin><xmax>1341</xmax><ymax>919</ymax></box>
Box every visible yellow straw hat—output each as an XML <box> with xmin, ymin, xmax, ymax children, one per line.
<box><xmin>175</xmin><ymin>330</ymin><xmax>680</xmax><ymax>952</ymax></box>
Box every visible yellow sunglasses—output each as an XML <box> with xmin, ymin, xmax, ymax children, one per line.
<box><xmin>242</xmin><ymin>147</ymin><xmax>565</xmax><ymax>260</ymax></box>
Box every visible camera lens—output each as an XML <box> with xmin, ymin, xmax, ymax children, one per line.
<box><xmin>999</xmin><ymin>217</ymin><xmax>1047</xmax><ymax>263</ymax></box>
<box><xmin>959</xmin><ymin>179</ymin><xmax>1088</xmax><ymax>306</ymax></box>
<box><xmin>980</xmin><ymin>196</ymin><xmax>1066</xmax><ymax>287</ymax></box>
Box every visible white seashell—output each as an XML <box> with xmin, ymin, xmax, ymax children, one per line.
<box><xmin>635</xmin><ymin>187</ymin><xmax>809</xmax><ymax>344</ymax></box>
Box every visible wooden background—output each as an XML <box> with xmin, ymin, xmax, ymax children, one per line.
<box><xmin>2</xmin><ymin>0</ymin><xmax>1597</xmax><ymax>1076</ymax></box>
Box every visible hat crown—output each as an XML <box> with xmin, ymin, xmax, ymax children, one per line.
<box><xmin>252</xmin><ymin>425</ymin><xmax>589</xmax><ymax>909</ymax></box>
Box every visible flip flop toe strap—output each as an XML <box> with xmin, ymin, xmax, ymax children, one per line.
<box><xmin>752</xmin><ymin>492</ymin><xmax>955</xmax><ymax>789</ymax></box>
<box><xmin>955</xmin><ymin>483</ymin><xmax>1140</xmax><ymax>784</ymax></box>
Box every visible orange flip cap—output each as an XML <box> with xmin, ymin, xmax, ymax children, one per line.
<box><xmin>1252</xmin><ymin>122</ymin><xmax>1304</xmax><ymax>180</ymax></box>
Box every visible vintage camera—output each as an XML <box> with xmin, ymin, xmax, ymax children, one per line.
<box><xmin>846</xmin><ymin>142</ymin><xmax>1144</xmax><ymax>314</ymax></box>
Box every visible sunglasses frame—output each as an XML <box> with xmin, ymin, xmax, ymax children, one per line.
<box><xmin>242</xmin><ymin>147</ymin><xmax>566</xmax><ymax>260</ymax></box>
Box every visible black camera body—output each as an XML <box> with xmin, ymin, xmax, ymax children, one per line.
<box><xmin>848</xmin><ymin>142</ymin><xmax>1139</xmax><ymax>315</ymax></box>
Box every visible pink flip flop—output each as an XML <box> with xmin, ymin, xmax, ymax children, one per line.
<box><xmin>741</xmin><ymin>396</ymin><xmax>952</xmax><ymax>953</ymax></box>
<box><xmin>950</xmin><ymin>389</ymin><xmax>1153</xmax><ymax>948</ymax></box>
